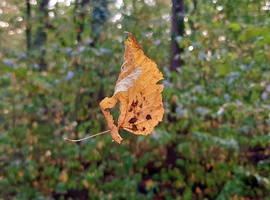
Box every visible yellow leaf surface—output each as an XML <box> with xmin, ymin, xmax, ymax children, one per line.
<box><xmin>100</xmin><ymin>32</ymin><xmax>164</xmax><ymax>144</ymax></box>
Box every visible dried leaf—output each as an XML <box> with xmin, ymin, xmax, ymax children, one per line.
<box><xmin>100</xmin><ymin>32</ymin><xmax>164</xmax><ymax>143</ymax></box>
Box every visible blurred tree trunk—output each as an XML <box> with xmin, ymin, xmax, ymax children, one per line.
<box><xmin>91</xmin><ymin>0</ymin><xmax>109</xmax><ymax>46</ymax></box>
<box><xmin>170</xmin><ymin>0</ymin><xmax>185</xmax><ymax>71</ymax></box>
<box><xmin>33</xmin><ymin>0</ymin><xmax>49</xmax><ymax>71</ymax></box>
<box><xmin>73</xmin><ymin>0</ymin><xmax>108</xmax><ymax>46</ymax></box>
<box><xmin>26</xmin><ymin>0</ymin><xmax>31</xmax><ymax>51</ymax></box>
<box><xmin>75</xmin><ymin>0</ymin><xmax>89</xmax><ymax>43</ymax></box>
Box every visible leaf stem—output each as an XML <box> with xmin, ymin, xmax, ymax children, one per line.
<box><xmin>64</xmin><ymin>130</ymin><xmax>110</xmax><ymax>143</ymax></box>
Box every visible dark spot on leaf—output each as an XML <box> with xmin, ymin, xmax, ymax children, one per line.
<box><xmin>129</xmin><ymin>117</ymin><xmax>137</xmax><ymax>124</ymax></box>
<box><xmin>139</xmin><ymin>104</ymin><xmax>143</xmax><ymax>108</ymax></box>
<box><xmin>132</xmin><ymin>100</ymin><xmax>138</xmax><ymax>107</ymax></box>
<box><xmin>143</xmin><ymin>97</ymin><xmax>146</xmax><ymax>101</ymax></box>
<box><xmin>142</xmin><ymin>127</ymin><xmax>146</xmax><ymax>131</ymax></box>
<box><xmin>129</xmin><ymin>100</ymin><xmax>139</xmax><ymax>112</ymax></box>
<box><xmin>132</xmin><ymin>125</ymin><xmax>138</xmax><ymax>131</ymax></box>
<box><xmin>146</xmin><ymin>114</ymin><xmax>152</xmax><ymax>120</ymax></box>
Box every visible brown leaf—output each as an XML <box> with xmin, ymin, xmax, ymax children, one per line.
<box><xmin>100</xmin><ymin>32</ymin><xmax>164</xmax><ymax>143</ymax></box>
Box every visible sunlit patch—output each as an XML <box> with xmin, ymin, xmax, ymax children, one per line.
<box><xmin>218</xmin><ymin>35</ymin><xmax>226</xmax><ymax>41</ymax></box>
<box><xmin>16</xmin><ymin>16</ymin><xmax>23</xmax><ymax>21</ymax></box>
<box><xmin>48</xmin><ymin>0</ymin><xmax>74</xmax><ymax>8</ymax></box>
<box><xmin>29</xmin><ymin>0</ymin><xmax>37</xmax><ymax>5</ymax></box>
<box><xmin>111</xmin><ymin>13</ymin><xmax>122</xmax><ymax>23</ymax></box>
<box><xmin>162</xmin><ymin>14</ymin><xmax>170</xmax><ymax>21</ymax></box>
<box><xmin>217</xmin><ymin>6</ymin><xmax>223</xmax><ymax>11</ymax></box>
<box><xmin>49</xmin><ymin>11</ymin><xmax>55</xmax><ymax>18</ymax></box>
<box><xmin>1</xmin><ymin>1</ymin><xmax>6</xmax><ymax>7</ymax></box>
<box><xmin>145</xmin><ymin>0</ymin><xmax>155</xmax><ymax>6</ymax></box>
<box><xmin>41</xmin><ymin>71</ymin><xmax>48</xmax><ymax>76</ymax></box>
<box><xmin>65</xmin><ymin>1</ymin><xmax>71</xmax><ymax>6</ymax></box>
<box><xmin>0</xmin><ymin>21</ymin><xmax>9</xmax><ymax>28</ymax></box>
<box><xmin>188</xmin><ymin>46</ymin><xmax>194</xmax><ymax>51</ymax></box>
<box><xmin>49</xmin><ymin>0</ymin><xmax>57</xmax><ymax>7</ymax></box>
<box><xmin>186</xmin><ymin>29</ymin><xmax>192</xmax><ymax>35</ymax></box>
<box><xmin>45</xmin><ymin>150</ymin><xmax>52</xmax><ymax>157</ymax></box>
<box><xmin>202</xmin><ymin>30</ymin><xmax>208</xmax><ymax>36</ymax></box>
<box><xmin>16</xmin><ymin>29</ymin><xmax>22</xmax><ymax>34</ymax></box>
<box><xmin>145</xmin><ymin>31</ymin><xmax>153</xmax><ymax>37</ymax></box>
<box><xmin>8</xmin><ymin>30</ymin><xmax>15</xmax><ymax>35</ymax></box>
<box><xmin>115</xmin><ymin>0</ymin><xmax>123</xmax><ymax>9</ymax></box>
<box><xmin>116</xmin><ymin>23</ymin><xmax>122</xmax><ymax>29</ymax></box>
<box><xmin>206</xmin><ymin>50</ymin><xmax>212</xmax><ymax>61</ymax></box>
<box><xmin>262</xmin><ymin>1</ymin><xmax>270</xmax><ymax>10</ymax></box>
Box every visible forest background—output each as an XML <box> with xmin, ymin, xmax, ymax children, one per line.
<box><xmin>0</xmin><ymin>0</ymin><xmax>270</xmax><ymax>199</ymax></box>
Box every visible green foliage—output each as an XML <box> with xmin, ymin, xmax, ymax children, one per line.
<box><xmin>1</xmin><ymin>0</ymin><xmax>270</xmax><ymax>199</ymax></box>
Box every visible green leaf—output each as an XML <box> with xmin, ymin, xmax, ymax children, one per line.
<box><xmin>230</xmin><ymin>23</ymin><xmax>241</xmax><ymax>32</ymax></box>
<box><xmin>217</xmin><ymin>64</ymin><xmax>231</xmax><ymax>76</ymax></box>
